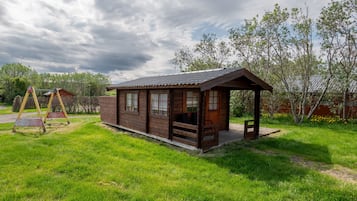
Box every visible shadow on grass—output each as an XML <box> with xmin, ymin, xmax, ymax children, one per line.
<box><xmin>203</xmin><ymin>139</ymin><xmax>332</xmax><ymax>184</ymax></box>
<box><xmin>251</xmin><ymin>137</ymin><xmax>333</xmax><ymax>164</ymax></box>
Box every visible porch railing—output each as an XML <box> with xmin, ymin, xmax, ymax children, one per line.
<box><xmin>172</xmin><ymin>120</ymin><xmax>219</xmax><ymax>149</ymax></box>
<box><xmin>172</xmin><ymin>121</ymin><xmax>198</xmax><ymax>147</ymax></box>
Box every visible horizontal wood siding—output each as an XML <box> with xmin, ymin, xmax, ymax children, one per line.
<box><xmin>149</xmin><ymin>117</ymin><xmax>169</xmax><ymax>138</ymax></box>
<box><xmin>99</xmin><ymin>96</ymin><xmax>116</xmax><ymax>125</ymax></box>
<box><xmin>219</xmin><ymin>89</ymin><xmax>229</xmax><ymax>130</ymax></box>
<box><xmin>119</xmin><ymin>90</ymin><xmax>147</xmax><ymax>132</ymax></box>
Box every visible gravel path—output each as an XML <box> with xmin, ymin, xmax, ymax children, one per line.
<box><xmin>0</xmin><ymin>113</ymin><xmax>38</xmax><ymax>123</ymax></box>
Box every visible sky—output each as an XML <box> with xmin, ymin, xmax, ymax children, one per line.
<box><xmin>0</xmin><ymin>0</ymin><xmax>331</xmax><ymax>83</ymax></box>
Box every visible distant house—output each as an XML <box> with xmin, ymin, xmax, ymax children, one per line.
<box><xmin>43</xmin><ymin>88</ymin><xmax>75</xmax><ymax>97</ymax></box>
<box><xmin>271</xmin><ymin>75</ymin><xmax>357</xmax><ymax>118</ymax></box>
<box><xmin>99</xmin><ymin>68</ymin><xmax>272</xmax><ymax>150</ymax></box>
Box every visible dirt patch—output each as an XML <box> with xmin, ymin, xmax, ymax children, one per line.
<box><xmin>251</xmin><ymin>148</ymin><xmax>357</xmax><ymax>184</ymax></box>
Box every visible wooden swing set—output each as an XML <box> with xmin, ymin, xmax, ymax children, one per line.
<box><xmin>13</xmin><ymin>86</ymin><xmax>70</xmax><ymax>133</ymax></box>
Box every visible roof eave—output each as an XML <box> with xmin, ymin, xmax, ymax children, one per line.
<box><xmin>107</xmin><ymin>84</ymin><xmax>200</xmax><ymax>91</ymax></box>
<box><xmin>200</xmin><ymin>68</ymin><xmax>273</xmax><ymax>92</ymax></box>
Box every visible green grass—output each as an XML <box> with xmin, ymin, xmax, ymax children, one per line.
<box><xmin>0</xmin><ymin>116</ymin><xmax>356</xmax><ymax>200</ymax></box>
<box><xmin>231</xmin><ymin>115</ymin><xmax>357</xmax><ymax>171</ymax></box>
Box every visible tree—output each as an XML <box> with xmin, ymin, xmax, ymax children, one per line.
<box><xmin>0</xmin><ymin>63</ymin><xmax>36</xmax><ymax>104</ymax></box>
<box><xmin>172</xmin><ymin>33</ymin><xmax>231</xmax><ymax>72</ymax></box>
<box><xmin>38</xmin><ymin>72</ymin><xmax>109</xmax><ymax>97</ymax></box>
<box><xmin>317</xmin><ymin>0</ymin><xmax>357</xmax><ymax>120</ymax></box>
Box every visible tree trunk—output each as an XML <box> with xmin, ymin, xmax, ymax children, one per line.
<box><xmin>342</xmin><ymin>88</ymin><xmax>348</xmax><ymax>121</ymax></box>
<box><xmin>306</xmin><ymin>75</ymin><xmax>332</xmax><ymax>119</ymax></box>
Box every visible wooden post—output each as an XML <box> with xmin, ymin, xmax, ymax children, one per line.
<box><xmin>225</xmin><ymin>89</ymin><xmax>230</xmax><ymax>130</ymax></box>
<box><xmin>254</xmin><ymin>89</ymin><xmax>261</xmax><ymax>139</ymax></box>
<box><xmin>168</xmin><ymin>89</ymin><xmax>174</xmax><ymax>140</ymax></box>
<box><xmin>197</xmin><ymin>91</ymin><xmax>205</xmax><ymax>148</ymax></box>
<box><xmin>55</xmin><ymin>89</ymin><xmax>70</xmax><ymax>124</ymax></box>
<box><xmin>146</xmin><ymin>90</ymin><xmax>150</xmax><ymax>133</ymax></box>
<box><xmin>116</xmin><ymin>89</ymin><xmax>120</xmax><ymax>125</ymax></box>
<box><xmin>44</xmin><ymin>93</ymin><xmax>54</xmax><ymax>123</ymax></box>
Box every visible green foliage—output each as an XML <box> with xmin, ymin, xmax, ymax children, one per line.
<box><xmin>2</xmin><ymin>77</ymin><xmax>29</xmax><ymax>104</ymax></box>
<box><xmin>172</xmin><ymin>33</ymin><xmax>231</xmax><ymax>72</ymax></box>
<box><xmin>0</xmin><ymin>117</ymin><xmax>356</xmax><ymax>200</ymax></box>
<box><xmin>173</xmin><ymin>2</ymin><xmax>356</xmax><ymax>124</ymax></box>
<box><xmin>0</xmin><ymin>63</ymin><xmax>36</xmax><ymax>104</ymax></box>
<box><xmin>317</xmin><ymin>0</ymin><xmax>356</xmax><ymax>120</ymax></box>
<box><xmin>38</xmin><ymin>72</ymin><xmax>109</xmax><ymax>96</ymax></box>
<box><xmin>0</xmin><ymin>63</ymin><xmax>110</xmax><ymax>105</ymax></box>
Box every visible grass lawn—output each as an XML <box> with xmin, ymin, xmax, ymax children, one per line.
<box><xmin>0</xmin><ymin>116</ymin><xmax>356</xmax><ymax>200</ymax></box>
<box><xmin>231</xmin><ymin>115</ymin><xmax>357</xmax><ymax>171</ymax></box>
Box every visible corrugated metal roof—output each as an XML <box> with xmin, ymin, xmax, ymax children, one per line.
<box><xmin>108</xmin><ymin>67</ymin><xmax>241</xmax><ymax>89</ymax></box>
<box><xmin>293</xmin><ymin>75</ymin><xmax>357</xmax><ymax>93</ymax></box>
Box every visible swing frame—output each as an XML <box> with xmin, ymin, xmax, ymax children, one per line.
<box><xmin>44</xmin><ymin>88</ymin><xmax>70</xmax><ymax>125</ymax></box>
<box><xmin>13</xmin><ymin>86</ymin><xmax>46</xmax><ymax>133</ymax></box>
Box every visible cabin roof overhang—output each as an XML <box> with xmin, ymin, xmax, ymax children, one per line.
<box><xmin>107</xmin><ymin>68</ymin><xmax>273</xmax><ymax>92</ymax></box>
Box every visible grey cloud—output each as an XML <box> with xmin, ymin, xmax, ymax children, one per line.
<box><xmin>39</xmin><ymin>1</ymin><xmax>68</xmax><ymax>18</ymax></box>
<box><xmin>94</xmin><ymin>0</ymin><xmax>140</xmax><ymax>19</ymax></box>
<box><xmin>84</xmin><ymin>52</ymin><xmax>153</xmax><ymax>73</ymax></box>
<box><xmin>39</xmin><ymin>66</ymin><xmax>76</xmax><ymax>73</ymax></box>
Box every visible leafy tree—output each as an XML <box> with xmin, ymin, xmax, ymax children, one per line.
<box><xmin>0</xmin><ymin>63</ymin><xmax>36</xmax><ymax>104</ymax></box>
<box><xmin>172</xmin><ymin>33</ymin><xmax>231</xmax><ymax>72</ymax></box>
<box><xmin>317</xmin><ymin>0</ymin><xmax>356</xmax><ymax>120</ymax></box>
<box><xmin>38</xmin><ymin>72</ymin><xmax>109</xmax><ymax>96</ymax></box>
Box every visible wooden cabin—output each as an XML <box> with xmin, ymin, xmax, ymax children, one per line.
<box><xmin>99</xmin><ymin>68</ymin><xmax>273</xmax><ymax>150</ymax></box>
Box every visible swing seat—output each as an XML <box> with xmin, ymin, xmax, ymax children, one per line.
<box><xmin>15</xmin><ymin>118</ymin><xmax>44</xmax><ymax>127</ymax></box>
<box><xmin>47</xmin><ymin>112</ymin><xmax>66</xmax><ymax>118</ymax></box>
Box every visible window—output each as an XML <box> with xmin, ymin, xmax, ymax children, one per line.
<box><xmin>209</xmin><ymin>90</ymin><xmax>218</xmax><ymax>110</ymax></box>
<box><xmin>151</xmin><ymin>93</ymin><xmax>168</xmax><ymax>116</ymax></box>
<box><xmin>126</xmin><ymin>92</ymin><xmax>138</xmax><ymax>112</ymax></box>
<box><xmin>186</xmin><ymin>91</ymin><xmax>198</xmax><ymax>112</ymax></box>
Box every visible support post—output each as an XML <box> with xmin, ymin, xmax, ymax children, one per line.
<box><xmin>116</xmin><ymin>89</ymin><xmax>120</xmax><ymax>125</ymax></box>
<box><xmin>56</xmin><ymin>90</ymin><xmax>70</xmax><ymax>124</ymax></box>
<box><xmin>197</xmin><ymin>91</ymin><xmax>205</xmax><ymax>148</ymax></box>
<box><xmin>254</xmin><ymin>89</ymin><xmax>261</xmax><ymax>139</ymax></box>
<box><xmin>168</xmin><ymin>89</ymin><xmax>174</xmax><ymax>140</ymax></box>
<box><xmin>146</xmin><ymin>90</ymin><xmax>150</xmax><ymax>133</ymax></box>
<box><xmin>225</xmin><ymin>89</ymin><xmax>230</xmax><ymax>130</ymax></box>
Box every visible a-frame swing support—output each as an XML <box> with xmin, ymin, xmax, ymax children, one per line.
<box><xmin>44</xmin><ymin>88</ymin><xmax>70</xmax><ymax>124</ymax></box>
<box><xmin>13</xmin><ymin>86</ymin><xmax>46</xmax><ymax>133</ymax></box>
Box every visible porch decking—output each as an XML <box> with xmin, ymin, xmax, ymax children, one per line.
<box><xmin>218</xmin><ymin>123</ymin><xmax>280</xmax><ymax>146</ymax></box>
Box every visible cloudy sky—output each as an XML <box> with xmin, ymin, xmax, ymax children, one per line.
<box><xmin>0</xmin><ymin>0</ymin><xmax>330</xmax><ymax>83</ymax></box>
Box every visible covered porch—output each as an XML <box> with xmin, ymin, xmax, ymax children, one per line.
<box><xmin>218</xmin><ymin>123</ymin><xmax>281</xmax><ymax>146</ymax></box>
<box><xmin>169</xmin><ymin>69</ymin><xmax>274</xmax><ymax>151</ymax></box>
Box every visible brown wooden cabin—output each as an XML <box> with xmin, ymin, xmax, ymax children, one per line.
<box><xmin>100</xmin><ymin>68</ymin><xmax>273</xmax><ymax>150</ymax></box>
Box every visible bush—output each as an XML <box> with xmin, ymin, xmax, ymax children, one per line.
<box><xmin>232</xmin><ymin>103</ymin><xmax>245</xmax><ymax>117</ymax></box>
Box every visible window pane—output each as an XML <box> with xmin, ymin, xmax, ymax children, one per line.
<box><xmin>151</xmin><ymin>93</ymin><xmax>168</xmax><ymax>116</ymax></box>
<box><xmin>151</xmin><ymin>94</ymin><xmax>159</xmax><ymax>110</ymax></box>
<box><xmin>126</xmin><ymin>92</ymin><xmax>138</xmax><ymax>112</ymax></box>
<box><xmin>209</xmin><ymin>90</ymin><xmax>218</xmax><ymax>110</ymax></box>
<box><xmin>186</xmin><ymin>91</ymin><xmax>198</xmax><ymax>112</ymax></box>
<box><xmin>159</xmin><ymin>94</ymin><xmax>168</xmax><ymax>111</ymax></box>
